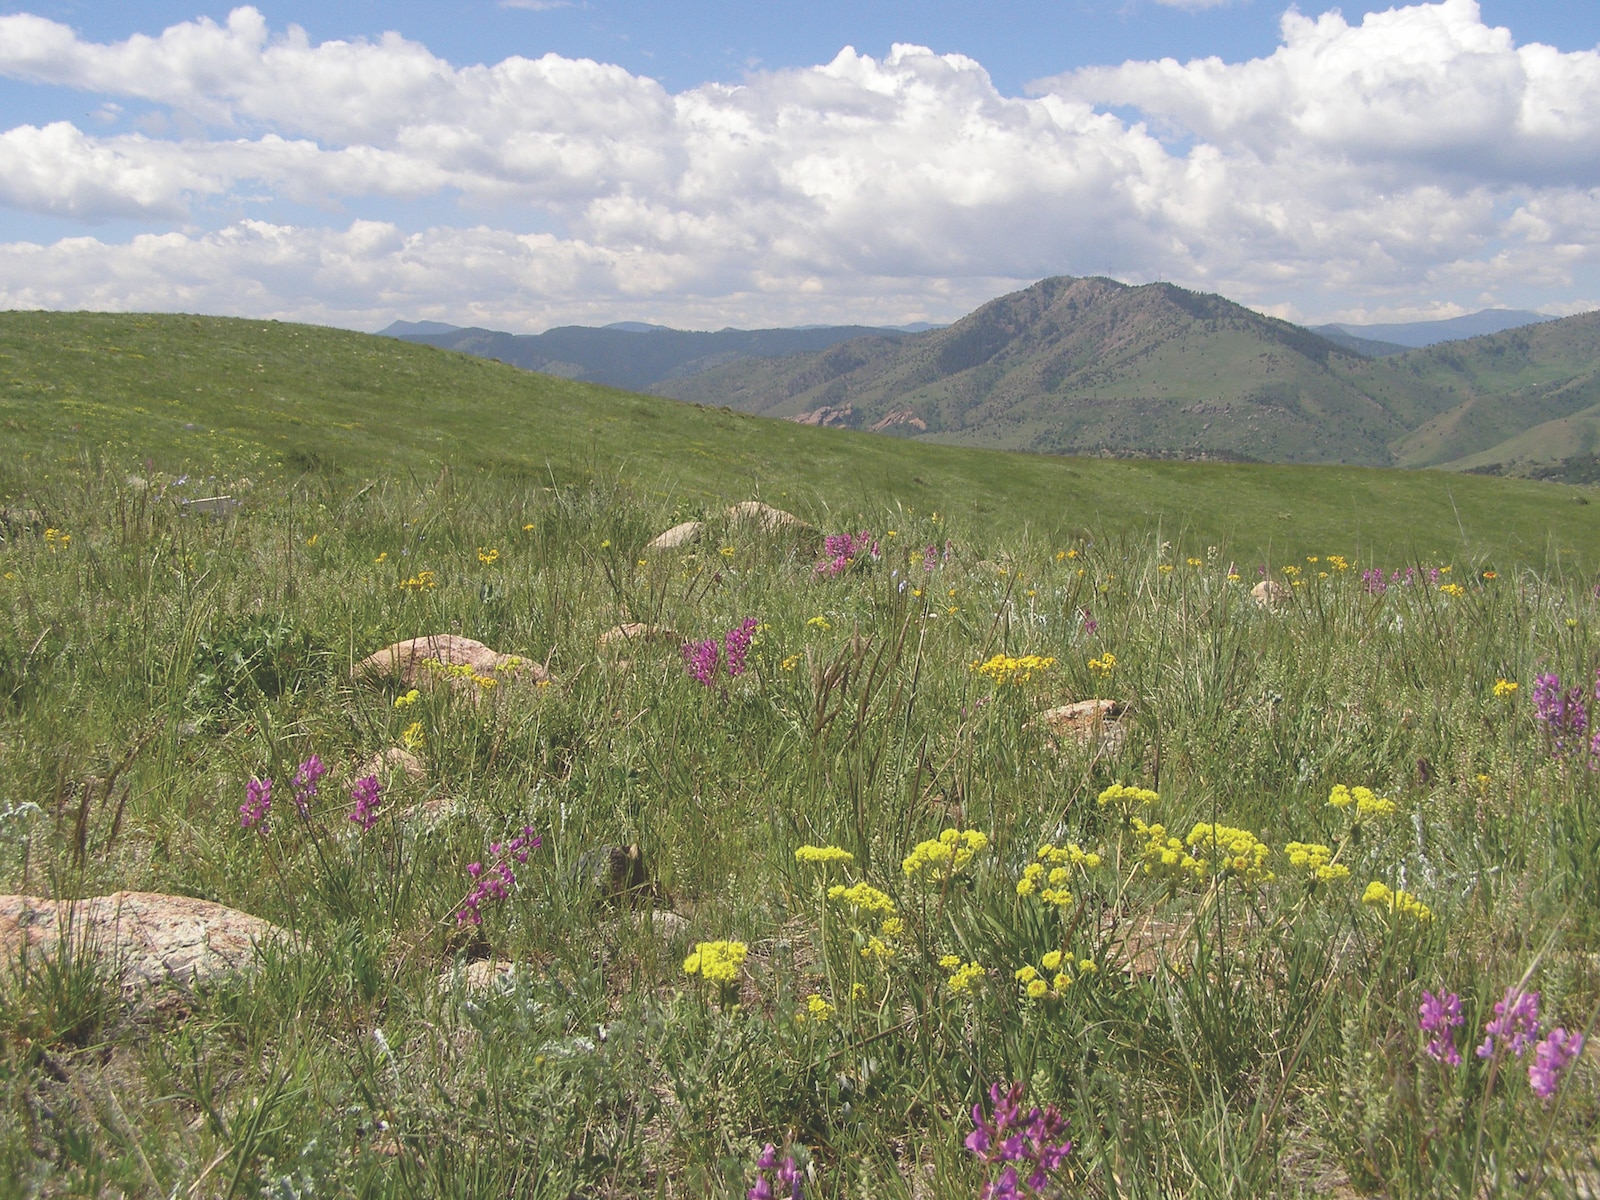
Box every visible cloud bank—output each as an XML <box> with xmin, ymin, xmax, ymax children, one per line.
<box><xmin>0</xmin><ymin>0</ymin><xmax>1597</xmax><ymax>328</ymax></box>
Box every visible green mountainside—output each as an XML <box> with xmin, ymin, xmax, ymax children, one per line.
<box><xmin>0</xmin><ymin>311</ymin><xmax>1596</xmax><ymax>565</ymax></box>
<box><xmin>653</xmin><ymin>277</ymin><xmax>1600</xmax><ymax>478</ymax></box>
<box><xmin>653</xmin><ymin>277</ymin><xmax>1404</xmax><ymax>464</ymax></box>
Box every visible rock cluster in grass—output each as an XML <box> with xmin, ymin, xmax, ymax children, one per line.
<box><xmin>1034</xmin><ymin>698</ymin><xmax>1127</xmax><ymax>753</ymax></box>
<box><xmin>0</xmin><ymin>891</ymin><xmax>283</xmax><ymax>994</ymax></box>
<box><xmin>643</xmin><ymin>501</ymin><xmax>816</xmax><ymax>553</ymax></box>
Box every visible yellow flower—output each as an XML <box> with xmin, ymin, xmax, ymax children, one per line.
<box><xmin>1284</xmin><ymin>842</ymin><xmax>1350</xmax><ymax>883</ymax></box>
<box><xmin>682</xmin><ymin>940</ymin><xmax>747</xmax><ymax>985</ymax></box>
<box><xmin>522</xmin><ymin>522</ymin><xmax>535</xmax><ymax>531</ymax></box>
<box><xmin>719</xmin><ymin>546</ymin><xmax>735</xmax><ymax>558</ymax></box>
<box><xmin>400</xmin><ymin>721</ymin><xmax>424</xmax><ymax>751</ymax></box>
<box><xmin>1097</xmin><ymin>784</ymin><xmax>1157</xmax><ymax>808</ymax></box>
<box><xmin>861</xmin><ymin>936</ymin><xmax>895</xmax><ymax>961</ymax></box>
<box><xmin>394</xmin><ymin>688</ymin><xmax>421</xmax><ymax>709</ymax></box>
<box><xmin>1361</xmin><ymin>882</ymin><xmax>1432</xmax><ymax>923</ymax></box>
<box><xmin>1026</xmin><ymin>978</ymin><xmax>1049</xmax><ymax>999</ymax></box>
<box><xmin>399</xmin><ymin>569</ymin><xmax>438</xmax><ymax>591</ymax></box>
<box><xmin>374</xmin><ymin>552</ymin><xmax>388</xmax><ymax>564</ymax></box>
<box><xmin>807</xmin><ymin>616</ymin><xmax>831</xmax><ymax>631</ymax></box>
<box><xmin>1493</xmin><ymin>679</ymin><xmax>1518</xmax><ymax>698</ymax></box>
<box><xmin>969</xmin><ymin>653</ymin><xmax>1057</xmax><ymax>686</ymax></box>
<box><xmin>477</xmin><ymin>546</ymin><xmax>500</xmax><ymax>565</ymax></box>
<box><xmin>1040</xmin><ymin>950</ymin><xmax>1063</xmax><ymax>971</ymax></box>
<box><xmin>1159</xmin><ymin>564</ymin><xmax>1174</xmax><ymax>574</ymax></box>
<box><xmin>946</xmin><ymin>961</ymin><xmax>984</xmax><ymax>994</ymax></box>
<box><xmin>1015</xmin><ymin>965</ymin><xmax>1039</xmax><ymax>984</ymax></box>
<box><xmin>1482</xmin><ymin>570</ymin><xmax>1497</xmax><ymax>580</ymax></box>
<box><xmin>804</xmin><ymin>994</ymin><xmax>834</xmax><ymax>1023</ymax></box>
<box><xmin>827</xmin><ymin>882</ymin><xmax>897</xmax><ymax>916</ymax></box>
<box><xmin>796</xmin><ymin>844</ymin><xmax>854</xmax><ymax>867</ymax></box>
<box><xmin>903</xmin><ymin>828</ymin><xmax>989</xmax><ymax>882</ymax></box>
<box><xmin>1088</xmin><ymin>653</ymin><xmax>1116</xmax><ymax>677</ymax></box>
<box><xmin>938</xmin><ymin>953</ymin><xmax>962</xmax><ymax>971</ymax></box>
<box><xmin>780</xmin><ymin>653</ymin><xmax>802</xmax><ymax>671</ymax></box>
<box><xmin>851</xmin><ymin>982</ymin><xmax>866</xmax><ymax>1000</ymax></box>
<box><xmin>1185</xmin><ymin>823</ymin><xmax>1273</xmax><ymax>885</ymax></box>
<box><xmin>1439</xmin><ymin>583</ymin><xmax>1465</xmax><ymax>597</ymax></box>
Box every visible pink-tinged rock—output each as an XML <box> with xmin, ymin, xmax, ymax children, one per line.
<box><xmin>1035</xmin><ymin>699</ymin><xmax>1127</xmax><ymax>752</ymax></box>
<box><xmin>0</xmin><ymin>891</ymin><xmax>284</xmax><ymax>993</ymax></box>
<box><xmin>354</xmin><ymin>634</ymin><xmax>549</xmax><ymax>686</ymax></box>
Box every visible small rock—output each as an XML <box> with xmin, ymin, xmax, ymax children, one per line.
<box><xmin>1035</xmin><ymin>699</ymin><xmax>1127</xmax><ymax>753</ymax></box>
<box><xmin>724</xmin><ymin>500</ymin><xmax>813</xmax><ymax>537</ymax></box>
<box><xmin>364</xmin><ymin>747</ymin><xmax>426</xmax><ymax>785</ymax></box>
<box><xmin>644</xmin><ymin>520</ymin><xmax>705</xmax><ymax>553</ymax></box>
<box><xmin>596</xmin><ymin>623</ymin><xmax>680</xmax><ymax>654</ymax></box>
<box><xmin>1251</xmin><ymin>580</ymin><xmax>1291</xmax><ymax>607</ymax></box>
<box><xmin>354</xmin><ymin>634</ymin><xmax>549</xmax><ymax>688</ymax></box>
<box><xmin>0</xmin><ymin>892</ymin><xmax>284</xmax><ymax>994</ymax></box>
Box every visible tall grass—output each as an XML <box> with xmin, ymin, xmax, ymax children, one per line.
<box><xmin>0</xmin><ymin>458</ymin><xmax>1595</xmax><ymax>1197</ymax></box>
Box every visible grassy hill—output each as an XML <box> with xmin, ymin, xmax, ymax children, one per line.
<box><xmin>655</xmin><ymin>277</ymin><xmax>1408</xmax><ymax>465</ymax></box>
<box><xmin>0</xmin><ymin>310</ymin><xmax>1597</xmax><ymax>566</ymax></box>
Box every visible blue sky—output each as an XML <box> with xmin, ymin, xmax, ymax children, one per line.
<box><xmin>2</xmin><ymin>1</ymin><xmax>1599</xmax><ymax>331</ymax></box>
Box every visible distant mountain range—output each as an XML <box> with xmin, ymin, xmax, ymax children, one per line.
<box><xmin>382</xmin><ymin>286</ymin><xmax>1598</xmax><ymax>478</ymax></box>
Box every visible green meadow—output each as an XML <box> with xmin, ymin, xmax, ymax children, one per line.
<box><xmin>0</xmin><ymin>311</ymin><xmax>1596</xmax><ymax>1197</ymax></box>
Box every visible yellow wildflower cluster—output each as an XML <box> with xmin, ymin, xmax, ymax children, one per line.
<box><xmin>969</xmin><ymin>653</ymin><xmax>1057</xmax><ymax>685</ymax></box>
<box><xmin>1328</xmin><ymin>785</ymin><xmax>1397</xmax><ymax>819</ymax></box>
<box><xmin>399</xmin><ymin>569</ymin><xmax>438</xmax><ymax>591</ymax></box>
<box><xmin>422</xmin><ymin>659</ymin><xmax>498</xmax><ymax>689</ymax></box>
<box><xmin>902</xmin><ymin>828</ymin><xmax>989</xmax><ymax>882</ymax></box>
<box><xmin>1130</xmin><ymin>818</ymin><xmax>1202</xmax><ymax>884</ymax></box>
<box><xmin>1088</xmin><ymin>653</ymin><xmax>1117</xmax><ymax>676</ymax></box>
<box><xmin>1016</xmin><ymin>843</ymin><xmax>1100</xmax><ymax>907</ymax></box>
<box><xmin>1439</xmin><ymin>583</ymin><xmax>1466</xmax><ymax>597</ymax></box>
<box><xmin>394</xmin><ymin>688</ymin><xmax>421</xmax><ymax>709</ymax></box>
<box><xmin>1097</xmin><ymin>783</ymin><xmax>1159</xmax><ymax>808</ymax></box>
<box><xmin>1284</xmin><ymin>842</ymin><xmax>1351</xmax><ymax>883</ymax></box>
<box><xmin>1326</xmin><ymin>555</ymin><xmax>1350</xmax><ymax>571</ymax></box>
<box><xmin>1494</xmin><ymin>679</ymin><xmax>1519</xmax><ymax>698</ymax></box>
<box><xmin>43</xmin><ymin>528</ymin><xmax>70</xmax><ymax>549</ymax></box>
<box><xmin>1186</xmin><ymin>823</ymin><xmax>1274</xmax><ymax>885</ymax></box>
<box><xmin>798</xmin><ymin>993</ymin><xmax>834</xmax><ymax>1023</ymax></box>
<box><xmin>400</xmin><ymin>721</ymin><xmax>424</xmax><ymax>751</ymax></box>
<box><xmin>477</xmin><ymin>547</ymin><xmax>500</xmax><ymax>565</ymax></box>
<box><xmin>827</xmin><ymin>882</ymin><xmax>897</xmax><ymax>916</ymax></box>
<box><xmin>1361</xmin><ymin>882</ymin><xmax>1432</xmax><ymax>923</ymax></box>
<box><xmin>944</xmin><ymin>959</ymin><xmax>985</xmax><ymax>994</ymax></box>
<box><xmin>781</xmin><ymin>654</ymin><xmax>802</xmax><ymax>671</ymax></box>
<box><xmin>682</xmin><ymin>940</ymin><xmax>748</xmax><ymax>985</ymax></box>
<box><xmin>795</xmin><ymin>844</ymin><xmax>855</xmax><ymax>868</ymax></box>
<box><xmin>807</xmin><ymin>616</ymin><xmax>831</xmax><ymax>631</ymax></box>
<box><xmin>1016</xmin><ymin>950</ymin><xmax>1097</xmax><ymax>1000</ymax></box>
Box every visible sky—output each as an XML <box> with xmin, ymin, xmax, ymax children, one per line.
<box><xmin>1</xmin><ymin>0</ymin><xmax>1599</xmax><ymax>332</ymax></box>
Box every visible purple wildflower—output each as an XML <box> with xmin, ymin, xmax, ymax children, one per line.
<box><xmin>1529</xmin><ymin>1028</ymin><xmax>1585</xmax><ymax>1099</ymax></box>
<box><xmin>682</xmin><ymin>637</ymin><xmax>719</xmax><ymax>686</ymax></box>
<box><xmin>1533</xmin><ymin>673</ymin><xmax>1590</xmax><ymax>759</ymax></box>
<box><xmin>348</xmin><ymin>774</ymin><xmax>383</xmax><ymax>831</ymax></box>
<box><xmin>967</xmin><ymin>1081</ymin><xmax>1072</xmax><ymax>1200</ymax></box>
<box><xmin>292</xmin><ymin>754</ymin><xmax>325</xmax><ymax>816</ymax></box>
<box><xmin>815</xmin><ymin>531</ymin><xmax>873</xmax><ymax>577</ymax></box>
<box><xmin>240</xmin><ymin>777</ymin><xmax>271</xmax><ymax>832</ymax></box>
<box><xmin>1079</xmin><ymin>609</ymin><xmax>1097</xmax><ymax>635</ymax></box>
<box><xmin>456</xmin><ymin>828</ymin><xmax>540</xmax><ymax>924</ymax></box>
<box><xmin>724</xmin><ymin>617</ymin><xmax>757</xmax><ymax>677</ymax></box>
<box><xmin>747</xmin><ymin>1142</ymin><xmax>804</xmax><ymax>1200</ymax></box>
<box><xmin>923</xmin><ymin>544</ymin><xmax>939</xmax><ymax>573</ymax></box>
<box><xmin>1419</xmin><ymin>989</ymin><xmax>1464</xmax><ymax>1066</ymax></box>
<box><xmin>1477</xmin><ymin>987</ymin><xmax>1542</xmax><ymax>1060</ymax></box>
<box><xmin>1362</xmin><ymin>568</ymin><xmax>1387</xmax><ymax>595</ymax></box>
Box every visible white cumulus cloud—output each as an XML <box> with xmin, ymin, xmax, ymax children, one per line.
<box><xmin>0</xmin><ymin>2</ymin><xmax>1597</xmax><ymax>328</ymax></box>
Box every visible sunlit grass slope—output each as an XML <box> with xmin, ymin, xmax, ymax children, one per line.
<box><xmin>1</xmin><ymin>311</ymin><xmax>1596</xmax><ymax>565</ymax></box>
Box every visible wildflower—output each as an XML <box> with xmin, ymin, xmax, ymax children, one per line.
<box><xmin>946</xmin><ymin>960</ymin><xmax>985</xmax><ymax>993</ymax></box>
<box><xmin>291</xmin><ymin>754</ymin><xmax>325</xmax><ymax>816</ymax></box>
<box><xmin>1419</xmin><ymin>990</ymin><xmax>1464</xmax><ymax>1066</ymax></box>
<box><xmin>966</xmin><ymin>1081</ymin><xmax>1072</xmax><ymax>1200</ymax></box>
<box><xmin>1097</xmin><ymin>783</ymin><xmax>1157</xmax><ymax>808</ymax></box>
<box><xmin>1361</xmin><ymin>568</ymin><xmax>1387</xmax><ymax>595</ymax></box>
<box><xmin>970</xmin><ymin>653</ymin><xmax>1056</xmax><ymax>685</ymax></box>
<box><xmin>1530</xmin><ymin>1028</ymin><xmax>1585</xmax><ymax>1099</ymax></box>
<box><xmin>400</xmin><ymin>721</ymin><xmax>424</xmax><ymax>751</ymax></box>
<box><xmin>780</xmin><ymin>653</ymin><xmax>802</xmax><ymax>671</ymax></box>
<box><xmin>748</xmin><ymin>1143</ymin><xmax>804</xmax><ymax>1200</ymax></box>
<box><xmin>477</xmin><ymin>547</ymin><xmax>500</xmax><ymax>565</ymax></box>
<box><xmin>851</xmin><ymin>982</ymin><xmax>866</xmax><ymax>1000</ymax></box>
<box><xmin>724</xmin><ymin>617</ymin><xmax>757</xmax><ymax>677</ymax></box>
<box><xmin>1533</xmin><ymin>672</ymin><xmax>1590</xmax><ymax>758</ymax></box>
<box><xmin>305</xmin><ymin>534</ymin><xmax>318</xmax><ymax>547</ymax></box>
<box><xmin>806</xmin><ymin>615</ymin><xmax>831</xmax><ymax>631</ymax></box>
<box><xmin>938</xmin><ymin>953</ymin><xmax>962</xmax><ymax>970</ymax></box>
<box><xmin>522</xmin><ymin>522</ymin><xmax>535</xmax><ymax>531</ymax></box>
<box><xmin>1493</xmin><ymin>679</ymin><xmax>1518</xmax><ymax>698</ymax></box>
<box><xmin>348</xmin><ymin>774</ymin><xmax>383</xmax><ymax>830</ymax></box>
<box><xmin>1329</xmin><ymin>784</ymin><xmax>1397</xmax><ymax>819</ymax></box>
<box><xmin>1361</xmin><ymin>881</ymin><xmax>1432</xmax><ymax>923</ymax></box>
<box><xmin>374</xmin><ymin>552</ymin><xmax>388</xmax><ymax>564</ymax></box>
<box><xmin>1088</xmin><ymin>653</ymin><xmax>1116</xmax><ymax>676</ymax></box>
<box><xmin>682</xmin><ymin>940</ymin><xmax>747</xmax><ymax>986</ymax></box>
<box><xmin>816</xmin><ymin>532</ymin><xmax>875</xmax><ymax>577</ymax></box>
<box><xmin>902</xmin><ymin>828</ymin><xmax>989</xmax><ymax>882</ymax></box>
<box><xmin>1482</xmin><ymin>570</ymin><xmax>1497</xmax><ymax>579</ymax></box>
<box><xmin>1079</xmin><ymin>609</ymin><xmax>1097</xmax><ymax>634</ymax></box>
<box><xmin>1440</xmin><ymin>583</ymin><xmax>1466</xmax><ymax>597</ymax></box>
<box><xmin>719</xmin><ymin>545</ymin><xmax>735</xmax><ymax>558</ymax></box>
<box><xmin>682</xmin><ymin>637</ymin><xmax>719</xmax><ymax>686</ymax></box>
<box><xmin>240</xmin><ymin>777</ymin><xmax>271</xmax><ymax>832</ymax></box>
<box><xmin>827</xmin><ymin>882</ymin><xmax>897</xmax><ymax>916</ymax></box>
<box><xmin>1185</xmin><ymin>823</ymin><xmax>1273</xmax><ymax>885</ymax></box>
<box><xmin>1284</xmin><ymin>842</ymin><xmax>1350</xmax><ymax>883</ymax></box>
<box><xmin>456</xmin><ymin>857</ymin><xmax>515</xmax><ymax>925</ymax></box>
<box><xmin>1130</xmin><ymin>818</ymin><xmax>1201</xmax><ymax>886</ymax></box>
<box><xmin>1477</xmin><ymin>987</ymin><xmax>1541</xmax><ymax>1059</ymax></box>
<box><xmin>802</xmin><ymin>994</ymin><xmax>834</xmax><ymax>1023</ymax></box>
<box><xmin>1187</xmin><ymin>557</ymin><xmax>1203</xmax><ymax>567</ymax></box>
<box><xmin>795</xmin><ymin>844</ymin><xmax>854</xmax><ymax>868</ymax></box>
<box><xmin>394</xmin><ymin>688</ymin><xmax>421</xmax><ymax>708</ymax></box>
<box><xmin>399</xmin><ymin>569</ymin><xmax>437</xmax><ymax>591</ymax></box>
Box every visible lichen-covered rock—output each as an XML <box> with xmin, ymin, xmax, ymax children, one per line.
<box><xmin>0</xmin><ymin>891</ymin><xmax>283</xmax><ymax>993</ymax></box>
<box><xmin>596</xmin><ymin>623</ymin><xmax>680</xmax><ymax>654</ymax></box>
<box><xmin>644</xmin><ymin>520</ymin><xmax>705</xmax><ymax>552</ymax></box>
<box><xmin>1035</xmin><ymin>699</ymin><xmax>1127</xmax><ymax>752</ymax></box>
